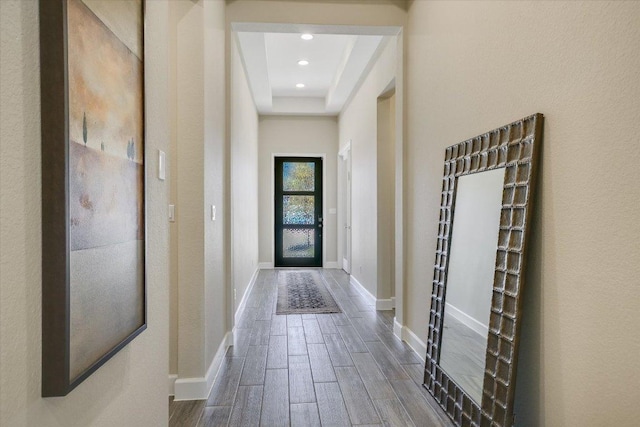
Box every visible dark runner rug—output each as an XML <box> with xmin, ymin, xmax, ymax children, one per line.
<box><xmin>276</xmin><ymin>270</ymin><xmax>342</xmax><ymax>315</ymax></box>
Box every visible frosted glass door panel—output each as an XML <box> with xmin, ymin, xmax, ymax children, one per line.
<box><xmin>283</xmin><ymin>162</ymin><xmax>315</xmax><ymax>191</ymax></box>
<box><xmin>283</xmin><ymin>196</ymin><xmax>315</xmax><ymax>225</ymax></box>
<box><xmin>283</xmin><ymin>229</ymin><xmax>315</xmax><ymax>258</ymax></box>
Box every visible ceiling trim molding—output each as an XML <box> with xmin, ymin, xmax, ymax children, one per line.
<box><xmin>232</xmin><ymin>23</ymin><xmax>401</xmax><ymax>115</ymax></box>
<box><xmin>326</xmin><ymin>35</ymin><xmax>384</xmax><ymax>113</ymax></box>
<box><xmin>231</xmin><ymin>22</ymin><xmax>402</xmax><ymax>36</ymax></box>
<box><xmin>235</xmin><ymin>31</ymin><xmax>272</xmax><ymax>110</ymax></box>
<box><xmin>339</xmin><ymin>140</ymin><xmax>352</xmax><ymax>159</ymax></box>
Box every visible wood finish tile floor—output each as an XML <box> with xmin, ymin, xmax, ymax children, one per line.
<box><xmin>439</xmin><ymin>314</ymin><xmax>487</xmax><ymax>404</ymax></box>
<box><xmin>169</xmin><ymin>269</ymin><xmax>453</xmax><ymax>427</ymax></box>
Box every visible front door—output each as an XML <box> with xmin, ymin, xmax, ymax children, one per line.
<box><xmin>275</xmin><ymin>157</ymin><xmax>323</xmax><ymax>267</ymax></box>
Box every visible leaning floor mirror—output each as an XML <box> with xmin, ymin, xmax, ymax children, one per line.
<box><xmin>423</xmin><ymin>114</ymin><xmax>543</xmax><ymax>426</ymax></box>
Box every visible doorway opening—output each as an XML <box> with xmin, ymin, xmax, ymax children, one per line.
<box><xmin>230</xmin><ymin>21</ymin><xmax>405</xmax><ymax>332</ymax></box>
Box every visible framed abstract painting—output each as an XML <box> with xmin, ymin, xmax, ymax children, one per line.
<box><xmin>39</xmin><ymin>0</ymin><xmax>146</xmax><ymax>396</ymax></box>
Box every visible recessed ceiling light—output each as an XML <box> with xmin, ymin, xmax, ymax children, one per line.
<box><xmin>296</xmin><ymin>83</ymin><xmax>305</xmax><ymax>88</ymax></box>
<box><xmin>301</xmin><ymin>33</ymin><xmax>313</xmax><ymax>41</ymax></box>
<box><xmin>298</xmin><ymin>59</ymin><xmax>309</xmax><ymax>66</ymax></box>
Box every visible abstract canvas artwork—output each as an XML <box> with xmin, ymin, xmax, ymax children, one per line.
<box><xmin>40</xmin><ymin>0</ymin><xmax>145</xmax><ymax>396</ymax></box>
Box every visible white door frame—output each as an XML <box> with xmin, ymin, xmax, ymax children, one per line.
<box><xmin>338</xmin><ymin>142</ymin><xmax>352</xmax><ymax>274</ymax></box>
<box><xmin>271</xmin><ymin>153</ymin><xmax>327</xmax><ymax>268</ymax></box>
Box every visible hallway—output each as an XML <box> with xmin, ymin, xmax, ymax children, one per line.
<box><xmin>169</xmin><ymin>269</ymin><xmax>451</xmax><ymax>426</ymax></box>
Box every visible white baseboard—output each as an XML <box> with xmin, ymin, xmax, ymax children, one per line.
<box><xmin>324</xmin><ymin>261</ymin><xmax>340</xmax><ymax>269</ymax></box>
<box><xmin>173</xmin><ymin>332</ymin><xmax>232</xmax><ymax>401</ymax></box>
<box><xmin>392</xmin><ymin>319</ymin><xmax>426</xmax><ymax>363</ymax></box>
<box><xmin>349</xmin><ymin>275</ymin><xmax>376</xmax><ymax>307</ymax></box>
<box><xmin>349</xmin><ymin>276</ymin><xmax>397</xmax><ymax>311</ymax></box>
<box><xmin>235</xmin><ymin>266</ymin><xmax>260</xmax><ymax>326</ymax></box>
<box><xmin>258</xmin><ymin>262</ymin><xmax>273</xmax><ymax>269</ymax></box>
<box><xmin>401</xmin><ymin>325</ymin><xmax>427</xmax><ymax>363</ymax></box>
<box><xmin>168</xmin><ymin>374</ymin><xmax>178</xmax><ymax>396</ymax></box>
<box><xmin>445</xmin><ymin>302</ymin><xmax>488</xmax><ymax>337</ymax></box>
<box><xmin>393</xmin><ymin>318</ymin><xmax>403</xmax><ymax>340</ymax></box>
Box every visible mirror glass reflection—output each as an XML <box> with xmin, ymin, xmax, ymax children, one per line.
<box><xmin>439</xmin><ymin>168</ymin><xmax>505</xmax><ymax>404</ymax></box>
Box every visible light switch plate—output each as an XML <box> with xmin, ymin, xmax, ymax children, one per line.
<box><xmin>158</xmin><ymin>150</ymin><xmax>166</xmax><ymax>180</ymax></box>
<box><xmin>211</xmin><ymin>205</ymin><xmax>216</xmax><ymax>221</ymax></box>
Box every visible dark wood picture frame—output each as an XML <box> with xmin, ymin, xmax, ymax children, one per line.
<box><xmin>40</xmin><ymin>0</ymin><xmax>146</xmax><ymax>397</ymax></box>
<box><xmin>423</xmin><ymin>114</ymin><xmax>543</xmax><ymax>426</ymax></box>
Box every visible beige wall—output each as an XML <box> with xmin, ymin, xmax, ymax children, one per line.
<box><xmin>339</xmin><ymin>39</ymin><xmax>397</xmax><ymax>298</ymax></box>
<box><xmin>405</xmin><ymin>1</ymin><xmax>640</xmax><ymax>424</ymax></box>
<box><xmin>173</xmin><ymin>0</ymin><xmax>206</xmax><ymax>379</ymax></box>
<box><xmin>258</xmin><ymin>116</ymin><xmax>339</xmax><ymax>265</ymax></box>
<box><xmin>202</xmin><ymin>0</ymin><xmax>228</xmax><ymax>376</ymax></box>
<box><xmin>169</xmin><ymin>0</ymin><xmax>228</xmax><ymax>386</ymax></box>
<box><xmin>377</xmin><ymin>93</ymin><xmax>396</xmax><ymax>300</ymax></box>
<box><xmin>0</xmin><ymin>0</ymin><xmax>170</xmax><ymax>425</ymax></box>
<box><xmin>225</xmin><ymin>0</ymin><xmax>407</xmax><ymax>27</ymax></box>
<box><xmin>231</xmin><ymin>36</ymin><xmax>259</xmax><ymax>309</ymax></box>
<box><xmin>168</xmin><ymin>0</ymin><xmax>180</xmax><ymax>376</ymax></box>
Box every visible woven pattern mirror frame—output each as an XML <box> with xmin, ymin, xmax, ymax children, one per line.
<box><xmin>423</xmin><ymin>114</ymin><xmax>543</xmax><ymax>427</ymax></box>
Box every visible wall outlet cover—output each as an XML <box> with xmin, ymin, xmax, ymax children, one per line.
<box><xmin>158</xmin><ymin>150</ymin><xmax>166</xmax><ymax>181</ymax></box>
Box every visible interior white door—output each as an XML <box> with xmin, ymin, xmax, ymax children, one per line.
<box><xmin>342</xmin><ymin>149</ymin><xmax>352</xmax><ymax>274</ymax></box>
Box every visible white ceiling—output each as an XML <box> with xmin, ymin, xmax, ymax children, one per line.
<box><xmin>266</xmin><ymin>33</ymin><xmax>355</xmax><ymax>98</ymax></box>
<box><xmin>234</xmin><ymin>23</ymin><xmax>399</xmax><ymax>115</ymax></box>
